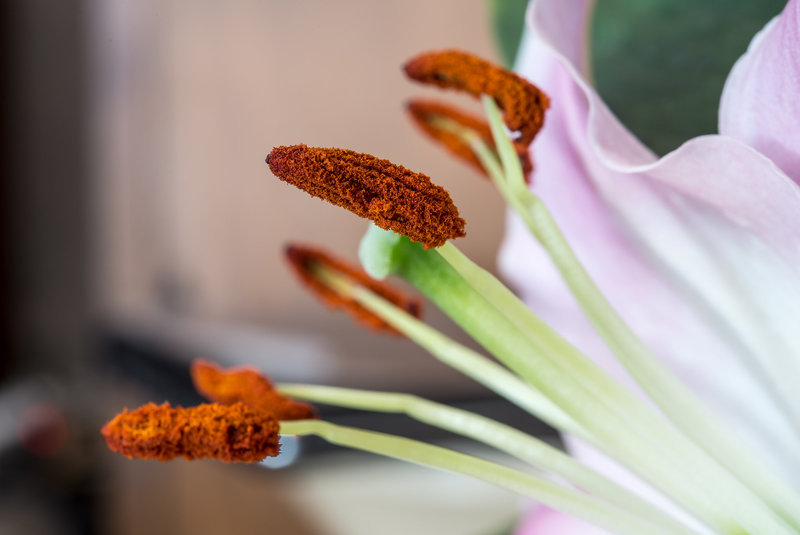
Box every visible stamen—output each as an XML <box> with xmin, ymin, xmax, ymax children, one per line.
<box><xmin>284</xmin><ymin>243</ymin><xmax>423</xmax><ymax>335</ymax></box>
<box><xmin>403</xmin><ymin>50</ymin><xmax>549</xmax><ymax>147</ymax></box>
<box><xmin>101</xmin><ymin>402</ymin><xmax>281</xmax><ymax>462</ymax></box>
<box><xmin>406</xmin><ymin>99</ymin><xmax>532</xmax><ymax>178</ymax></box>
<box><xmin>267</xmin><ymin>144</ymin><xmax>465</xmax><ymax>249</ymax></box>
<box><xmin>190</xmin><ymin>359</ymin><xmax>318</xmax><ymax>421</ymax></box>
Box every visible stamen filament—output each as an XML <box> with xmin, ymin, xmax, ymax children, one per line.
<box><xmin>395</xmin><ymin>241</ymin><xmax>782</xmax><ymax>534</ymax></box>
<box><xmin>482</xmin><ymin>94</ymin><xmax>531</xmax><ymax>196</ymax></box>
<box><xmin>277</xmin><ymin>383</ymin><xmax>691</xmax><ymax>533</ymax></box>
<box><xmin>279</xmin><ymin>419</ymin><xmax>685</xmax><ymax>535</ymax></box>
<box><xmin>426</xmin><ymin>115</ymin><xmax>507</xmax><ymax>186</ymax></box>
<box><xmin>481</xmin><ymin>96</ymin><xmax>800</xmax><ymax>529</ymax></box>
<box><xmin>354</xmin><ymin>238</ymin><xmax>788</xmax><ymax>533</ymax></box>
<box><xmin>310</xmin><ymin>259</ymin><xmax>582</xmax><ymax>436</ymax></box>
<box><xmin>411</xmin><ymin>104</ymin><xmax>533</xmax><ymax>180</ymax></box>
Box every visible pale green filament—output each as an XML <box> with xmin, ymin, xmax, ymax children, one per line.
<box><xmin>420</xmin><ymin>97</ymin><xmax>799</xmax><ymax>533</ymax></box>
<box><xmin>404</xmin><ymin>239</ymin><xmax>797</xmax><ymax>534</ymax></box>
<box><xmin>320</xmin><ymin>250</ymin><xmax>792</xmax><ymax>534</ymax></box>
<box><xmin>279</xmin><ymin>420</ymin><xmax>687</xmax><ymax>535</ymax></box>
<box><xmin>319</xmin><ymin>99</ymin><xmax>800</xmax><ymax>532</ymax></box>
<box><xmin>310</xmin><ymin>260</ymin><xmax>583</xmax><ymax>437</ymax></box>
<box><xmin>277</xmin><ymin>383</ymin><xmax>692</xmax><ymax>533</ymax></box>
<box><xmin>425</xmin><ymin>115</ymin><xmax>507</xmax><ymax>193</ymax></box>
<box><xmin>481</xmin><ymin>95</ymin><xmax>800</xmax><ymax>530</ymax></box>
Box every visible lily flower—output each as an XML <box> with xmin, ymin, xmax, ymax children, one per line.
<box><xmin>261</xmin><ymin>43</ymin><xmax>799</xmax><ymax>532</ymax></box>
<box><xmin>102</xmin><ymin>5</ymin><xmax>800</xmax><ymax>532</ymax></box>
<box><xmin>499</xmin><ymin>0</ymin><xmax>800</xmax><ymax>532</ymax></box>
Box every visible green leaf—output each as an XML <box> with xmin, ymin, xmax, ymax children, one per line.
<box><xmin>489</xmin><ymin>0</ymin><xmax>530</xmax><ymax>67</ymax></box>
<box><xmin>591</xmin><ymin>0</ymin><xmax>784</xmax><ymax>155</ymax></box>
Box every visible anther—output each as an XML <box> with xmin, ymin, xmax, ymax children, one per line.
<box><xmin>404</xmin><ymin>50</ymin><xmax>549</xmax><ymax>148</ymax></box>
<box><xmin>285</xmin><ymin>244</ymin><xmax>423</xmax><ymax>335</ymax></box>
<box><xmin>406</xmin><ymin>99</ymin><xmax>533</xmax><ymax>178</ymax></box>
<box><xmin>191</xmin><ymin>359</ymin><xmax>318</xmax><ymax>421</ymax></box>
<box><xmin>267</xmin><ymin>144</ymin><xmax>466</xmax><ymax>249</ymax></box>
<box><xmin>101</xmin><ymin>402</ymin><xmax>281</xmax><ymax>462</ymax></box>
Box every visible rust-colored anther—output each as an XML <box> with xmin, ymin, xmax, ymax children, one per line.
<box><xmin>101</xmin><ymin>402</ymin><xmax>280</xmax><ymax>462</ymax></box>
<box><xmin>404</xmin><ymin>50</ymin><xmax>549</xmax><ymax>147</ymax></box>
<box><xmin>191</xmin><ymin>359</ymin><xmax>318</xmax><ymax>421</ymax></box>
<box><xmin>406</xmin><ymin>99</ymin><xmax>533</xmax><ymax>178</ymax></box>
<box><xmin>267</xmin><ymin>145</ymin><xmax>465</xmax><ymax>249</ymax></box>
<box><xmin>284</xmin><ymin>244</ymin><xmax>423</xmax><ymax>335</ymax></box>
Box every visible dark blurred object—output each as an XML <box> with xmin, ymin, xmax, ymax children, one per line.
<box><xmin>0</xmin><ymin>0</ymin><xmax>92</xmax><ymax>379</ymax></box>
<box><xmin>0</xmin><ymin>377</ymin><xmax>97</xmax><ymax>535</ymax></box>
<box><xmin>1</xmin><ymin>1</ymin><xmax>99</xmax><ymax>534</ymax></box>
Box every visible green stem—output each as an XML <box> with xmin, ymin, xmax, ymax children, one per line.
<box><xmin>278</xmin><ymin>383</ymin><xmax>693</xmax><ymax>533</ymax></box>
<box><xmin>279</xmin><ymin>420</ymin><xmax>685</xmax><ymax>535</ymax></box>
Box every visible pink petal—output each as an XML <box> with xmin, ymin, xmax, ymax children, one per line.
<box><xmin>501</xmin><ymin>2</ymin><xmax>800</xmax><ymax>515</ymax></box>
<box><xmin>515</xmin><ymin>505</ymin><xmax>611</xmax><ymax>535</ymax></box>
<box><xmin>719</xmin><ymin>0</ymin><xmax>800</xmax><ymax>184</ymax></box>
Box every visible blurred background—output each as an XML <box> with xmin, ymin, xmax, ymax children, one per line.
<box><xmin>0</xmin><ymin>0</ymin><xmax>784</xmax><ymax>533</ymax></box>
<box><xmin>1</xmin><ymin>1</ymin><xmax>539</xmax><ymax>534</ymax></box>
